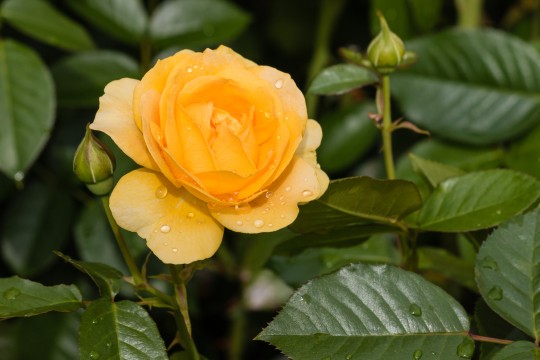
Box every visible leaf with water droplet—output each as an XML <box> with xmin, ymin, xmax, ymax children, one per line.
<box><xmin>409</xmin><ymin>303</ymin><xmax>422</xmax><ymax>317</ymax></box>
<box><xmin>456</xmin><ymin>336</ymin><xmax>475</xmax><ymax>359</ymax></box>
<box><xmin>413</xmin><ymin>349</ymin><xmax>423</xmax><ymax>359</ymax></box>
<box><xmin>3</xmin><ymin>287</ymin><xmax>20</xmax><ymax>300</ymax></box>
<box><xmin>488</xmin><ymin>286</ymin><xmax>503</xmax><ymax>301</ymax></box>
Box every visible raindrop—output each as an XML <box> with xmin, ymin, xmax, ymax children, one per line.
<box><xmin>302</xmin><ymin>190</ymin><xmax>313</xmax><ymax>197</ymax></box>
<box><xmin>254</xmin><ymin>219</ymin><xmax>265</xmax><ymax>228</ymax></box>
<box><xmin>496</xmin><ymin>209</ymin><xmax>502</xmax><ymax>215</ymax></box>
<box><xmin>481</xmin><ymin>256</ymin><xmax>498</xmax><ymax>271</ymax></box>
<box><xmin>346</xmin><ymin>355</ymin><xmax>353</xmax><ymax>360</ymax></box>
<box><xmin>262</xmin><ymin>210</ymin><xmax>268</xmax><ymax>215</ymax></box>
<box><xmin>280</xmin><ymin>214</ymin><xmax>285</xmax><ymax>219</ymax></box>
<box><xmin>413</xmin><ymin>349</ymin><xmax>423</xmax><ymax>359</ymax></box>
<box><xmin>164</xmin><ymin>242</ymin><xmax>168</xmax><ymax>246</ymax></box>
<box><xmin>277</xmin><ymin>135</ymin><xmax>281</xmax><ymax>140</ymax></box>
<box><xmin>279</xmin><ymin>196</ymin><xmax>285</xmax><ymax>201</ymax></box>
<box><xmin>155</xmin><ymin>186</ymin><xmax>168</xmax><ymax>199</ymax></box>
<box><xmin>91</xmin><ymin>318</ymin><xmax>98</xmax><ymax>324</ymax></box>
<box><xmin>160</xmin><ymin>225</ymin><xmax>171</xmax><ymax>233</ymax></box>
<box><xmin>456</xmin><ymin>336</ymin><xmax>474</xmax><ymax>359</ymax></box>
<box><xmin>14</xmin><ymin>171</ymin><xmax>24</xmax><ymax>182</ymax></box>
<box><xmin>285</xmin><ymin>186</ymin><xmax>292</xmax><ymax>192</ymax></box>
<box><xmin>3</xmin><ymin>287</ymin><xmax>20</xmax><ymax>300</ymax></box>
<box><xmin>409</xmin><ymin>303</ymin><xmax>422</xmax><ymax>317</ymax></box>
<box><xmin>89</xmin><ymin>351</ymin><xmax>100</xmax><ymax>359</ymax></box>
<box><xmin>186</xmin><ymin>212</ymin><xmax>194</xmax><ymax>219</ymax></box>
<box><xmin>265</xmin><ymin>191</ymin><xmax>273</xmax><ymax>198</ymax></box>
<box><xmin>488</xmin><ymin>286</ymin><xmax>503</xmax><ymax>301</ymax></box>
<box><xmin>186</xmin><ymin>66</ymin><xmax>193</xmax><ymax>73</ymax></box>
<box><xmin>267</xmin><ymin>223</ymin><xmax>273</xmax><ymax>228</ymax></box>
<box><xmin>264</xmin><ymin>111</ymin><xmax>271</xmax><ymax>118</ymax></box>
<box><xmin>106</xmin><ymin>343</ymin><xmax>111</xmax><ymax>348</ymax></box>
<box><xmin>236</xmin><ymin>220</ymin><xmax>243</xmax><ymax>226</ymax></box>
<box><xmin>274</xmin><ymin>79</ymin><xmax>284</xmax><ymax>89</ymax></box>
<box><xmin>172</xmin><ymin>248</ymin><xmax>178</xmax><ymax>253</ymax></box>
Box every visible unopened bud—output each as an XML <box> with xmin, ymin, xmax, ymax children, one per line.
<box><xmin>73</xmin><ymin>124</ymin><xmax>116</xmax><ymax>195</ymax></box>
<box><xmin>367</xmin><ymin>13</ymin><xmax>405</xmax><ymax>74</ymax></box>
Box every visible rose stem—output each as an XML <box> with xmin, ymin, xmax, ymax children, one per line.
<box><xmin>381</xmin><ymin>74</ymin><xmax>396</xmax><ymax>180</ymax></box>
<box><xmin>168</xmin><ymin>264</ymin><xmax>201</xmax><ymax>360</ymax></box>
<box><xmin>101</xmin><ymin>196</ymin><xmax>144</xmax><ymax>285</ymax></box>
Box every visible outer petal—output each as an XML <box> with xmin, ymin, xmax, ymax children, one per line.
<box><xmin>90</xmin><ymin>79</ymin><xmax>158</xmax><ymax>170</ymax></box>
<box><xmin>110</xmin><ymin>169</ymin><xmax>224</xmax><ymax>264</ymax></box>
<box><xmin>210</xmin><ymin>155</ymin><xmax>329</xmax><ymax>233</ymax></box>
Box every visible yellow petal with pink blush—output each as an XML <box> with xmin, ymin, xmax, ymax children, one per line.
<box><xmin>109</xmin><ymin>169</ymin><xmax>223</xmax><ymax>264</ymax></box>
<box><xmin>210</xmin><ymin>155</ymin><xmax>329</xmax><ymax>233</ymax></box>
<box><xmin>90</xmin><ymin>78</ymin><xmax>158</xmax><ymax>171</ymax></box>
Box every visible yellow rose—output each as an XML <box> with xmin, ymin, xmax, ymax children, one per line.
<box><xmin>90</xmin><ymin>46</ymin><xmax>329</xmax><ymax>264</ymax></box>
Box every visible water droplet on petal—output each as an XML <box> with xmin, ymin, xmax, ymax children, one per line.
<box><xmin>266</xmin><ymin>191</ymin><xmax>273</xmax><ymax>198</ymax></box>
<box><xmin>456</xmin><ymin>336</ymin><xmax>475</xmax><ymax>359</ymax></box>
<box><xmin>488</xmin><ymin>286</ymin><xmax>503</xmax><ymax>300</ymax></box>
<box><xmin>172</xmin><ymin>248</ymin><xmax>178</xmax><ymax>253</ymax></box>
<box><xmin>264</xmin><ymin>111</ymin><xmax>271</xmax><ymax>118</ymax></box>
<box><xmin>164</xmin><ymin>242</ymin><xmax>168</xmax><ymax>246</ymax></box>
<box><xmin>285</xmin><ymin>186</ymin><xmax>292</xmax><ymax>192</ymax></box>
<box><xmin>262</xmin><ymin>210</ymin><xmax>268</xmax><ymax>215</ymax></box>
<box><xmin>155</xmin><ymin>186</ymin><xmax>168</xmax><ymax>199</ymax></box>
<box><xmin>274</xmin><ymin>79</ymin><xmax>284</xmax><ymax>89</ymax></box>
<box><xmin>160</xmin><ymin>225</ymin><xmax>171</xmax><ymax>233</ymax></box>
<box><xmin>254</xmin><ymin>219</ymin><xmax>265</xmax><ymax>228</ymax></box>
<box><xmin>89</xmin><ymin>351</ymin><xmax>100</xmax><ymax>359</ymax></box>
<box><xmin>186</xmin><ymin>66</ymin><xmax>193</xmax><ymax>73</ymax></box>
<box><xmin>186</xmin><ymin>212</ymin><xmax>194</xmax><ymax>219</ymax></box>
<box><xmin>409</xmin><ymin>303</ymin><xmax>422</xmax><ymax>316</ymax></box>
<box><xmin>481</xmin><ymin>256</ymin><xmax>498</xmax><ymax>271</ymax></box>
<box><xmin>280</xmin><ymin>214</ymin><xmax>285</xmax><ymax>219</ymax></box>
<box><xmin>302</xmin><ymin>190</ymin><xmax>313</xmax><ymax>197</ymax></box>
<box><xmin>236</xmin><ymin>220</ymin><xmax>243</xmax><ymax>226</ymax></box>
<box><xmin>413</xmin><ymin>349</ymin><xmax>423</xmax><ymax>359</ymax></box>
<box><xmin>3</xmin><ymin>287</ymin><xmax>20</xmax><ymax>300</ymax></box>
<box><xmin>268</xmin><ymin>223</ymin><xmax>273</xmax><ymax>228</ymax></box>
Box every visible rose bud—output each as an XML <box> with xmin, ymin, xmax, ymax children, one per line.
<box><xmin>367</xmin><ymin>13</ymin><xmax>405</xmax><ymax>74</ymax></box>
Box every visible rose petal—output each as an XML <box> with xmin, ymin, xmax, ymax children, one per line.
<box><xmin>210</xmin><ymin>156</ymin><xmax>329</xmax><ymax>233</ymax></box>
<box><xmin>295</xmin><ymin>119</ymin><xmax>323</xmax><ymax>166</ymax></box>
<box><xmin>110</xmin><ymin>169</ymin><xmax>224</xmax><ymax>264</ymax></box>
<box><xmin>90</xmin><ymin>78</ymin><xmax>158</xmax><ymax>170</ymax></box>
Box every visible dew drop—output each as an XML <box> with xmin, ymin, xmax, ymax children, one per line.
<box><xmin>268</xmin><ymin>223</ymin><xmax>273</xmax><ymax>228</ymax></box>
<box><xmin>164</xmin><ymin>242</ymin><xmax>168</xmax><ymax>246</ymax></box>
<box><xmin>186</xmin><ymin>212</ymin><xmax>194</xmax><ymax>219</ymax></box>
<box><xmin>155</xmin><ymin>186</ymin><xmax>168</xmax><ymax>199</ymax></box>
<box><xmin>496</xmin><ymin>209</ymin><xmax>502</xmax><ymax>215</ymax></box>
<box><xmin>3</xmin><ymin>287</ymin><xmax>20</xmax><ymax>300</ymax></box>
<box><xmin>186</xmin><ymin>66</ymin><xmax>193</xmax><ymax>73</ymax></box>
<box><xmin>274</xmin><ymin>79</ymin><xmax>284</xmax><ymax>89</ymax></box>
<box><xmin>279</xmin><ymin>195</ymin><xmax>285</xmax><ymax>201</ymax></box>
<box><xmin>277</xmin><ymin>135</ymin><xmax>281</xmax><ymax>140</ymax></box>
<box><xmin>14</xmin><ymin>171</ymin><xmax>24</xmax><ymax>182</ymax></box>
<box><xmin>481</xmin><ymin>256</ymin><xmax>498</xmax><ymax>271</ymax></box>
<box><xmin>280</xmin><ymin>214</ymin><xmax>285</xmax><ymax>219</ymax></box>
<box><xmin>264</xmin><ymin>111</ymin><xmax>271</xmax><ymax>118</ymax></box>
<box><xmin>91</xmin><ymin>318</ymin><xmax>98</xmax><ymax>324</ymax></box>
<box><xmin>409</xmin><ymin>303</ymin><xmax>422</xmax><ymax>317</ymax></box>
<box><xmin>265</xmin><ymin>191</ymin><xmax>273</xmax><ymax>198</ymax></box>
<box><xmin>262</xmin><ymin>210</ymin><xmax>268</xmax><ymax>215</ymax></box>
<box><xmin>89</xmin><ymin>351</ymin><xmax>100</xmax><ymax>359</ymax></box>
<box><xmin>285</xmin><ymin>186</ymin><xmax>292</xmax><ymax>192</ymax></box>
<box><xmin>413</xmin><ymin>349</ymin><xmax>423</xmax><ymax>359</ymax></box>
<box><xmin>106</xmin><ymin>342</ymin><xmax>111</xmax><ymax>348</ymax></box>
<box><xmin>172</xmin><ymin>248</ymin><xmax>178</xmax><ymax>253</ymax></box>
<box><xmin>302</xmin><ymin>190</ymin><xmax>313</xmax><ymax>197</ymax></box>
<box><xmin>254</xmin><ymin>219</ymin><xmax>265</xmax><ymax>228</ymax></box>
<box><xmin>236</xmin><ymin>220</ymin><xmax>243</xmax><ymax>226</ymax></box>
<box><xmin>346</xmin><ymin>355</ymin><xmax>353</xmax><ymax>360</ymax></box>
<box><xmin>488</xmin><ymin>286</ymin><xmax>503</xmax><ymax>301</ymax></box>
<box><xmin>456</xmin><ymin>336</ymin><xmax>475</xmax><ymax>359</ymax></box>
<box><xmin>160</xmin><ymin>225</ymin><xmax>171</xmax><ymax>233</ymax></box>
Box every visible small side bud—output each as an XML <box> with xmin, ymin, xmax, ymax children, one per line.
<box><xmin>367</xmin><ymin>13</ymin><xmax>405</xmax><ymax>74</ymax></box>
<box><xmin>73</xmin><ymin>124</ymin><xmax>116</xmax><ymax>196</ymax></box>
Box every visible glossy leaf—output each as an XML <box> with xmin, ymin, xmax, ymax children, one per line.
<box><xmin>505</xmin><ymin>123</ymin><xmax>540</xmax><ymax>179</ymax></box>
<box><xmin>492</xmin><ymin>342</ymin><xmax>539</xmax><ymax>360</ymax></box>
<box><xmin>257</xmin><ymin>263</ymin><xmax>471</xmax><ymax>359</ymax></box>
<box><xmin>0</xmin><ymin>277</ymin><xmax>82</xmax><ymax>319</ymax></box>
<box><xmin>415</xmin><ymin>170</ymin><xmax>540</xmax><ymax>232</ymax></box>
<box><xmin>52</xmin><ymin>51</ymin><xmax>140</xmax><ymax>108</ymax></box>
<box><xmin>409</xmin><ymin>153</ymin><xmax>465</xmax><ymax>187</ymax></box>
<box><xmin>476</xmin><ymin>209</ymin><xmax>540</xmax><ymax>339</ymax></box>
<box><xmin>1</xmin><ymin>181</ymin><xmax>75</xmax><ymax>276</ymax></box>
<box><xmin>149</xmin><ymin>0</ymin><xmax>250</xmax><ymax>49</ymax></box>
<box><xmin>318</xmin><ymin>103</ymin><xmax>378</xmax><ymax>174</ymax></box>
<box><xmin>392</xmin><ymin>29</ymin><xmax>540</xmax><ymax>145</ymax></box>
<box><xmin>55</xmin><ymin>252</ymin><xmax>123</xmax><ymax>299</ymax></box>
<box><xmin>0</xmin><ymin>40</ymin><xmax>55</xmax><ymax>179</ymax></box>
<box><xmin>79</xmin><ymin>299</ymin><xmax>167</xmax><ymax>360</ymax></box>
<box><xmin>292</xmin><ymin>177</ymin><xmax>422</xmax><ymax>234</ymax></box>
<box><xmin>307</xmin><ymin>64</ymin><xmax>378</xmax><ymax>95</ymax></box>
<box><xmin>66</xmin><ymin>0</ymin><xmax>148</xmax><ymax>44</ymax></box>
<box><xmin>1</xmin><ymin>0</ymin><xmax>94</xmax><ymax>51</ymax></box>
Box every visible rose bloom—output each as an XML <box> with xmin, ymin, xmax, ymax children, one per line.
<box><xmin>90</xmin><ymin>46</ymin><xmax>329</xmax><ymax>264</ymax></box>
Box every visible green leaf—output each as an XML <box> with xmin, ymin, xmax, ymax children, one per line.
<box><xmin>291</xmin><ymin>177</ymin><xmax>422</xmax><ymax>234</ymax></box>
<box><xmin>1</xmin><ymin>0</ymin><xmax>94</xmax><ymax>51</ymax></box>
<box><xmin>307</xmin><ymin>64</ymin><xmax>378</xmax><ymax>95</ymax></box>
<box><xmin>392</xmin><ymin>29</ymin><xmax>540</xmax><ymax>145</ymax></box>
<box><xmin>476</xmin><ymin>209</ymin><xmax>540</xmax><ymax>339</ymax></box>
<box><xmin>257</xmin><ymin>263</ymin><xmax>471</xmax><ymax>359</ymax></box>
<box><xmin>0</xmin><ymin>277</ymin><xmax>82</xmax><ymax>319</ymax></box>
<box><xmin>55</xmin><ymin>252</ymin><xmax>123</xmax><ymax>299</ymax></box>
<box><xmin>418</xmin><ymin>247</ymin><xmax>476</xmax><ymax>291</ymax></box>
<box><xmin>0</xmin><ymin>40</ymin><xmax>55</xmax><ymax>179</ymax></box>
<box><xmin>318</xmin><ymin>103</ymin><xmax>378</xmax><ymax>174</ymax></box>
<box><xmin>52</xmin><ymin>51</ymin><xmax>140</xmax><ymax>108</ymax></box>
<box><xmin>65</xmin><ymin>0</ymin><xmax>148</xmax><ymax>44</ymax></box>
<box><xmin>505</xmin><ymin>123</ymin><xmax>540</xmax><ymax>179</ymax></box>
<box><xmin>415</xmin><ymin>170</ymin><xmax>540</xmax><ymax>232</ymax></box>
<box><xmin>409</xmin><ymin>153</ymin><xmax>465</xmax><ymax>187</ymax></box>
<box><xmin>1</xmin><ymin>181</ymin><xmax>75</xmax><ymax>276</ymax></box>
<box><xmin>80</xmin><ymin>299</ymin><xmax>167</xmax><ymax>360</ymax></box>
<box><xmin>149</xmin><ymin>0</ymin><xmax>250</xmax><ymax>49</ymax></box>
<box><xmin>492</xmin><ymin>341</ymin><xmax>539</xmax><ymax>360</ymax></box>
